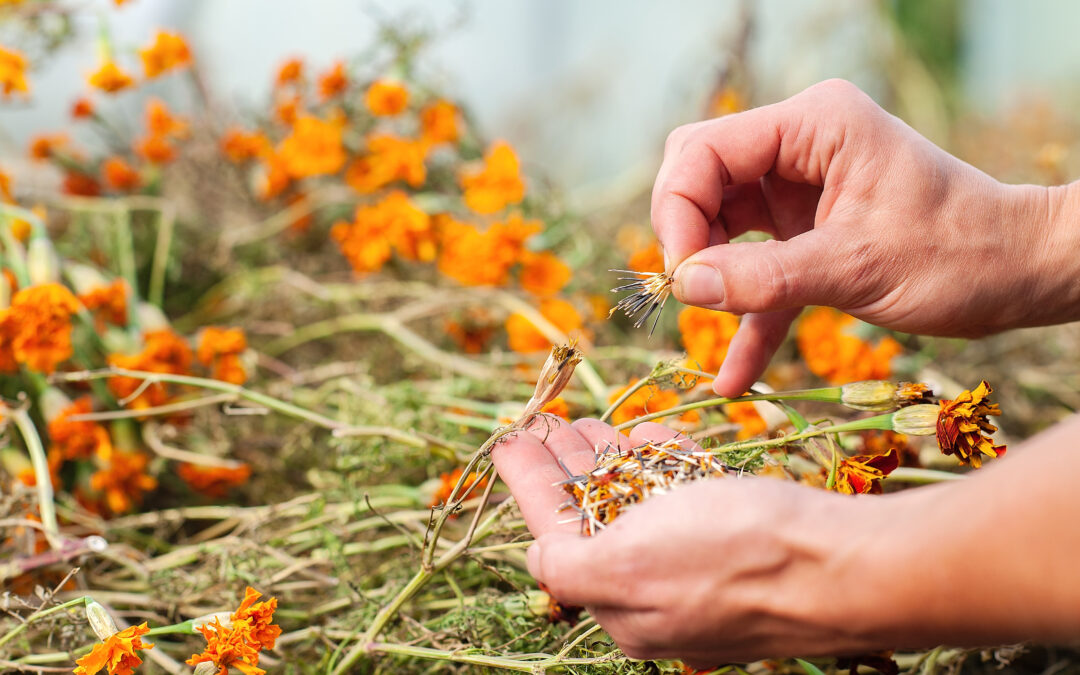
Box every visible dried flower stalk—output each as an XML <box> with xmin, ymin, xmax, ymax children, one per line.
<box><xmin>608</xmin><ymin>270</ymin><xmax>673</xmax><ymax>336</ymax></box>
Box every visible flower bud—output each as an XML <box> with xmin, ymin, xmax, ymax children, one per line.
<box><xmin>841</xmin><ymin>381</ymin><xmax>899</xmax><ymax>411</ymax></box>
<box><xmin>38</xmin><ymin>386</ymin><xmax>73</xmax><ymax>422</ymax></box>
<box><xmin>500</xmin><ymin>589</ymin><xmax>551</xmax><ymax>617</ymax></box>
<box><xmin>85</xmin><ymin>600</ymin><xmax>119</xmax><ymax>641</ymax></box>
<box><xmin>65</xmin><ymin>262</ymin><xmax>109</xmax><ymax>295</ymax></box>
<box><xmin>26</xmin><ymin>236</ymin><xmax>60</xmax><ymax>285</ymax></box>
<box><xmin>137</xmin><ymin>302</ymin><xmax>170</xmax><ymax>332</ymax></box>
<box><xmin>518</xmin><ymin>343</ymin><xmax>582</xmax><ymax>422</ymax></box>
<box><xmin>890</xmin><ymin>403</ymin><xmax>939</xmax><ymax>436</ymax></box>
<box><xmin>193</xmin><ymin>663</ymin><xmax>218</xmax><ymax>675</ymax></box>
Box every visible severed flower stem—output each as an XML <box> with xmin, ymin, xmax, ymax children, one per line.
<box><xmin>363</xmin><ymin>641</ymin><xmax>625</xmax><ymax>672</ymax></box>
<box><xmin>611</xmin><ymin>387</ymin><xmax>848</xmax><ymax>431</ymax></box>
<box><xmin>9</xmin><ymin>405</ymin><xmax>61</xmax><ymax>549</ymax></box>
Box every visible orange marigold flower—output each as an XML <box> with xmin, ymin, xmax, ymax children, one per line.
<box><xmin>90</xmin><ymin>449</ymin><xmax>157</xmax><ymax>515</ymax></box>
<box><xmin>505</xmin><ymin>298</ymin><xmax>583</xmax><ymax>353</ymax></box>
<box><xmin>196</xmin><ymin>326</ymin><xmax>247</xmax><ymax>384</ymax></box>
<box><xmin>73</xmin><ymin>622</ymin><xmax>154</xmax><ymax>675</ymax></box>
<box><xmin>331</xmin><ymin>191</ymin><xmax>434</xmax><ymax>275</ymax></box>
<box><xmin>78</xmin><ymin>278</ymin><xmax>128</xmax><ymax>329</ymax></box>
<box><xmin>627</xmin><ymin>240</ymin><xmax>664</xmax><ymax>274</ymax></box>
<box><xmin>608</xmin><ymin>380</ymin><xmax>680</xmax><ymax>429</ymax></box>
<box><xmin>187</xmin><ymin>618</ymin><xmax>264</xmax><ymax>675</ymax></box>
<box><xmin>275</xmin><ymin>57</ymin><xmax>303</xmax><ymax>87</ymax></box>
<box><xmin>860</xmin><ymin>430</ymin><xmax>918</xmax><ymax>467</ymax></box>
<box><xmin>134</xmin><ymin>134</ymin><xmax>176</xmax><ymax>164</ymax></box>
<box><xmin>0</xmin><ymin>166</ymin><xmax>12</xmax><ymax>201</ymax></box>
<box><xmin>724</xmin><ymin>401</ymin><xmax>766</xmax><ymax>440</ymax></box>
<box><xmin>277</xmin><ymin>114</ymin><xmax>346</xmax><ymax>178</ymax></box>
<box><xmin>429</xmin><ymin>466</ymin><xmax>489</xmax><ymax>508</ymax></box>
<box><xmin>48</xmin><ymin>397</ymin><xmax>113</xmax><ymax>462</ymax></box>
<box><xmin>445</xmin><ymin>309</ymin><xmax>494</xmax><ymax>355</ymax></box>
<box><xmin>796</xmin><ymin>307</ymin><xmax>902</xmax><ymax>384</ymax></box>
<box><xmin>63</xmin><ymin>171</ymin><xmax>102</xmax><ymax>197</ymax></box>
<box><xmin>178</xmin><ymin>462</ymin><xmax>251</xmax><ymax>498</ymax></box>
<box><xmin>88</xmin><ymin>60</ymin><xmax>135</xmax><ymax>94</ymax></box>
<box><xmin>220</xmin><ymin>128</ymin><xmax>269</xmax><ymax>163</ymax></box>
<box><xmin>28</xmin><ymin>133</ymin><xmax>68</xmax><ymax>161</ymax></box>
<box><xmin>108</xmin><ymin>329</ymin><xmax>193</xmax><ymax>409</ymax></box>
<box><xmin>0</xmin><ymin>45</ymin><xmax>29</xmax><ymax>98</ymax></box>
<box><xmin>317</xmin><ymin>60</ymin><xmax>347</xmax><ymax>101</ymax></box>
<box><xmin>138</xmin><ymin>30</ymin><xmax>191</xmax><ymax>79</ymax></box>
<box><xmin>437</xmin><ymin>213</ymin><xmax>540</xmax><ymax>287</ymax></box>
<box><xmin>419</xmin><ymin>99</ymin><xmax>460</xmax><ymax>146</ymax></box>
<box><xmin>345</xmin><ymin>133</ymin><xmax>427</xmax><ymax>193</ymax></box>
<box><xmin>541</xmin><ymin>397</ymin><xmax>570</xmax><ymax>420</ymax></box>
<box><xmin>519</xmin><ymin>251</ymin><xmax>571</xmax><ymax>297</ymax></box>
<box><xmin>0</xmin><ymin>282</ymin><xmax>79</xmax><ymax>373</ymax></box>
<box><xmin>102</xmin><ymin>157</ymin><xmax>140</xmax><ymax>192</ymax></box>
<box><xmin>678</xmin><ymin>306</ymin><xmax>739</xmax><ymax>374</ymax></box>
<box><xmin>936</xmin><ymin>380</ymin><xmax>1005</xmax><ymax>468</ymax></box>
<box><xmin>71</xmin><ymin>96</ymin><xmax>95</xmax><ymax>119</ymax></box>
<box><xmin>832</xmin><ymin>448</ymin><xmax>899</xmax><ymax>495</ymax></box>
<box><xmin>274</xmin><ymin>93</ymin><xmax>301</xmax><ymax>125</ymax></box>
<box><xmin>230</xmin><ymin>586</ymin><xmax>281</xmax><ymax>651</ymax></box>
<box><xmin>461</xmin><ymin>141</ymin><xmax>525</xmax><ymax>214</ymax></box>
<box><xmin>256</xmin><ymin>151</ymin><xmax>290</xmax><ymax>200</ymax></box>
<box><xmin>365</xmin><ymin>78</ymin><xmax>408</xmax><ymax>116</ymax></box>
<box><xmin>145</xmin><ymin>98</ymin><xmax>188</xmax><ymax>138</ymax></box>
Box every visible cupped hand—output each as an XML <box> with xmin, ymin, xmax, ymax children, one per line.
<box><xmin>652</xmin><ymin>78</ymin><xmax>1079</xmax><ymax>397</ymax></box>
<box><xmin>491</xmin><ymin>416</ymin><xmax>910</xmax><ymax>665</ymax></box>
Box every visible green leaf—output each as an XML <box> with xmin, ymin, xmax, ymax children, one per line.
<box><xmin>795</xmin><ymin>658</ymin><xmax>827</xmax><ymax>675</ymax></box>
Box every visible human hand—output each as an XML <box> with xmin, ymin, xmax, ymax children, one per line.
<box><xmin>652</xmin><ymin>79</ymin><xmax>1080</xmax><ymax>397</ymax></box>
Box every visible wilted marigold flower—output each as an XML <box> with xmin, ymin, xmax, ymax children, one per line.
<box><xmin>48</xmin><ymin>397</ymin><xmax>113</xmax><ymax>462</ymax></box>
<box><xmin>317</xmin><ymin>60</ymin><xmax>347</xmax><ymax>100</ymax></box>
<box><xmin>178</xmin><ymin>462</ymin><xmax>252</xmax><ymax>498</ymax></box>
<box><xmin>73</xmin><ymin>622</ymin><xmax>153</xmax><ymax>675</ymax></box>
<box><xmin>196</xmin><ymin>326</ymin><xmax>247</xmax><ymax>384</ymax></box>
<box><xmin>220</xmin><ymin>128</ymin><xmax>270</xmax><ymax>163</ymax></box>
<box><xmin>461</xmin><ymin>141</ymin><xmax>525</xmax><ymax>214</ymax></box>
<box><xmin>519</xmin><ymin>251</ymin><xmax>571</xmax><ymax>297</ymax></box>
<box><xmin>678</xmin><ymin>306</ymin><xmax>739</xmax><ymax>374</ymax></box>
<box><xmin>608</xmin><ymin>380</ymin><xmax>680</xmax><ymax>429</ymax></box>
<box><xmin>0</xmin><ymin>45</ymin><xmax>29</xmax><ymax>98</ymax></box>
<box><xmin>935</xmin><ymin>380</ymin><xmax>1006</xmax><ymax>468</ymax></box>
<box><xmin>365</xmin><ymin>78</ymin><xmax>409</xmax><ymax>116</ymax></box>
<box><xmin>420</xmin><ymin>99</ymin><xmax>460</xmax><ymax>145</ymax></box>
<box><xmin>345</xmin><ymin>133</ymin><xmax>427</xmax><ymax>193</ymax></box>
<box><xmin>797</xmin><ymin>307</ymin><xmax>902</xmax><ymax>384</ymax></box>
<box><xmin>429</xmin><ymin>466</ymin><xmax>490</xmax><ymax>509</ymax></box>
<box><xmin>0</xmin><ymin>282</ymin><xmax>80</xmax><ymax>373</ymax></box>
<box><xmin>505</xmin><ymin>298</ymin><xmax>583</xmax><ymax>353</ymax></box>
<box><xmin>89</xmin><ymin>449</ymin><xmax>157</xmax><ymax>515</ymax></box>
<box><xmin>627</xmin><ymin>240</ymin><xmax>664</xmax><ymax>274</ymax></box>
<box><xmin>108</xmin><ymin>328</ymin><xmax>193</xmax><ymax>408</ymax></box>
<box><xmin>138</xmin><ymin>30</ymin><xmax>191</xmax><ymax>78</ymax></box>
<box><xmin>79</xmin><ymin>278</ymin><xmax>128</xmax><ymax>329</ymax></box>
<box><xmin>63</xmin><ymin>171</ymin><xmax>102</xmax><ymax>197</ymax></box>
<box><xmin>102</xmin><ymin>157</ymin><xmax>140</xmax><ymax>192</ymax></box>
<box><xmin>832</xmin><ymin>447</ymin><xmax>899</xmax><ymax>495</ymax></box>
<box><xmin>725</xmin><ymin>401</ymin><xmax>766</xmax><ymax>440</ymax></box>
<box><xmin>87</xmin><ymin>60</ymin><xmax>135</xmax><ymax>94</ymax></box>
<box><xmin>71</xmin><ymin>96</ymin><xmax>95</xmax><ymax>119</ymax></box>
<box><xmin>278</xmin><ymin>114</ymin><xmax>346</xmax><ymax>178</ymax></box>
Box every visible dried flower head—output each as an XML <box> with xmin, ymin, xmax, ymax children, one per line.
<box><xmin>519</xmin><ymin>342</ymin><xmax>583</xmax><ymax>421</ymax></box>
<box><xmin>608</xmin><ymin>270</ymin><xmax>673</xmax><ymax>336</ymax></box>
<box><xmin>832</xmin><ymin>448</ymin><xmax>899</xmax><ymax>495</ymax></box>
<box><xmin>936</xmin><ymin>380</ymin><xmax>1005</xmax><ymax>468</ymax></box>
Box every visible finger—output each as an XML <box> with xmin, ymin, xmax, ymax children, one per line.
<box><xmin>718</xmin><ymin>176</ymin><xmax>821</xmax><ymax>241</ymax></box>
<box><xmin>571</xmin><ymin>417</ymin><xmax>635</xmax><ymax>458</ymax></box>
<box><xmin>521</xmin><ymin>415</ymin><xmax>596</xmax><ymax>477</ymax></box>
<box><xmin>529</xmin><ymin>532</ymin><xmax>643</xmax><ymax>608</ymax></box>
<box><xmin>490</xmin><ymin>431</ymin><xmax>578</xmax><ymax>538</ymax></box>
<box><xmin>712</xmin><ymin>308</ymin><xmax>801</xmax><ymax>397</ymax></box>
<box><xmin>627</xmin><ymin>422</ymin><xmax>705</xmax><ymax>453</ymax></box>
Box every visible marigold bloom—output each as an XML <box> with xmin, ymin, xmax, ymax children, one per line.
<box><xmin>437</xmin><ymin>213</ymin><xmax>540</xmax><ymax>287</ymax></box>
<box><xmin>429</xmin><ymin>467</ymin><xmax>490</xmax><ymax>509</ymax></box>
<box><xmin>627</xmin><ymin>241</ymin><xmax>664</xmax><ymax>274</ymax></box>
<box><xmin>178</xmin><ymin>462</ymin><xmax>251</xmax><ymax>498</ymax></box>
<box><xmin>196</xmin><ymin>326</ymin><xmax>247</xmax><ymax>384</ymax></box>
<box><xmin>936</xmin><ymin>380</ymin><xmax>1006</xmax><ymax>468</ymax></box>
<box><xmin>445</xmin><ymin>309</ymin><xmax>494</xmax><ymax>355</ymax></box>
<box><xmin>108</xmin><ymin>329</ymin><xmax>193</xmax><ymax>409</ymax></box>
<box><xmin>724</xmin><ymin>401</ymin><xmax>766</xmax><ymax>440</ymax></box>
<box><xmin>49</xmin><ymin>397</ymin><xmax>113</xmax><ymax>462</ymax></box>
<box><xmin>345</xmin><ymin>133</ymin><xmax>427</xmax><ymax>193</ymax></box>
<box><xmin>419</xmin><ymin>99</ymin><xmax>460</xmax><ymax>145</ymax></box>
<box><xmin>505</xmin><ymin>298</ymin><xmax>583</xmax><ymax>353</ymax></box>
<box><xmin>29</xmin><ymin>133</ymin><xmax>68</xmax><ymax>161</ymax></box>
<box><xmin>102</xmin><ymin>157</ymin><xmax>140</xmax><ymax>192</ymax></box>
<box><xmin>256</xmin><ymin>151</ymin><xmax>291</xmax><ymax>200</ymax></box>
<box><xmin>90</xmin><ymin>450</ymin><xmax>157</xmax><ymax>515</ymax></box>
<box><xmin>277</xmin><ymin>114</ymin><xmax>346</xmax><ymax>178</ymax></box>
<box><xmin>519</xmin><ymin>251</ymin><xmax>571</xmax><ymax>297</ymax></box>
<box><xmin>365</xmin><ymin>78</ymin><xmax>408</xmax><ymax>116</ymax></box>
<box><xmin>73</xmin><ymin>622</ymin><xmax>154</xmax><ymax>675</ymax></box>
<box><xmin>0</xmin><ymin>166</ymin><xmax>11</xmax><ymax>201</ymax></box>
<box><xmin>860</xmin><ymin>430</ymin><xmax>918</xmax><ymax>466</ymax></box>
<box><xmin>88</xmin><ymin>60</ymin><xmax>135</xmax><ymax>94</ymax></box>
<box><xmin>0</xmin><ymin>45</ymin><xmax>30</xmax><ymax>98</ymax></box>
<box><xmin>608</xmin><ymin>380</ymin><xmax>681</xmax><ymax>429</ymax></box>
<box><xmin>220</xmin><ymin>128</ymin><xmax>270</xmax><ymax>163</ymax></box>
<box><xmin>145</xmin><ymin>98</ymin><xmax>188</xmax><ymax>138</ymax></box>
<box><xmin>0</xmin><ymin>282</ymin><xmax>79</xmax><ymax>373</ymax></box>
<box><xmin>832</xmin><ymin>448</ymin><xmax>899</xmax><ymax>495</ymax></box>
<box><xmin>187</xmin><ymin>618</ymin><xmax>264</xmax><ymax>675</ymax></box>
<box><xmin>274</xmin><ymin>93</ymin><xmax>301</xmax><ymax>125</ymax></box>
<box><xmin>461</xmin><ymin>141</ymin><xmax>525</xmax><ymax>214</ymax></box>
<box><xmin>230</xmin><ymin>586</ymin><xmax>281</xmax><ymax>650</ymax></box>
<box><xmin>134</xmin><ymin>134</ymin><xmax>176</xmax><ymax>164</ymax></box>
<box><xmin>331</xmin><ymin>191</ymin><xmax>434</xmax><ymax>276</ymax></box>
<box><xmin>78</xmin><ymin>278</ymin><xmax>128</xmax><ymax>329</ymax></box>
<box><xmin>541</xmin><ymin>397</ymin><xmax>570</xmax><ymax>420</ymax></box>
<box><xmin>796</xmin><ymin>307</ymin><xmax>902</xmax><ymax>384</ymax></box>
<box><xmin>678</xmin><ymin>306</ymin><xmax>739</xmax><ymax>374</ymax></box>
<box><xmin>138</xmin><ymin>30</ymin><xmax>191</xmax><ymax>78</ymax></box>
<box><xmin>71</xmin><ymin>97</ymin><xmax>95</xmax><ymax>119</ymax></box>
<box><xmin>317</xmin><ymin>60</ymin><xmax>347</xmax><ymax>100</ymax></box>
<box><xmin>275</xmin><ymin>57</ymin><xmax>303</xmax><ymax>87</ymax></box>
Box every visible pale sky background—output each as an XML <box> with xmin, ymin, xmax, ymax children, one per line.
<box><xmin>2</xmin><ymin>0</ymin><xmax>1079</xmax><ymax>203</ymax></box>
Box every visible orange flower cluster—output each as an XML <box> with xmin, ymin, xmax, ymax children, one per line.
<box><xmin>420</xmin><ymin>99</ymin><xmax>460</xmax><ymax>145</ymax></box>
<box><xmin>429</xmin><ymin>466</ymin><xmax>490</xmax><ymax>508</ymax></box>
<box><xmin>678</xmin><ymin>306</ymin><xmax>739</xmax><ymax>374</ymax></box>
<box><xmin>73</xmin><ymin>622</ymin><xmax>154</xmax><ymax>675</ymax></box>
<box><xmin>724</xmin><ymin>401</ymin><xmax>766</xmax><ymax>440</ymax></box>
<box><xmin>608</xmin><ymin>380</ymin><xmax>681</xmax><ymax>429</ymax></box>
<box><xmin>139</xmin><ymin>30</ymin><xmax>191</xmax><ymax>78</ymax></box>
<box><xmin>346</xmin><ymin>133</ymin><xmax>427</xmax><ymax>193</ymax></box>
<box><xmin>88</xmin><ymin>60</ymin><xmax>135</xmax><ymax>94</ymax></box>
<box><xmin>627</xmin><ymin>241</ymin><xmax>664</xmax><ymax>274</ymax></box>
<box><xmin>461</xmin><ymin>141</ymin><xmax>525</xmax><ymax>214</ymax></box>
<box><xmin>519</xmin><ymin>251</ymin><xmax>571</xmax><ymax>297</ymax></box>
<box><xmin>29</xmin><ymin>133</ymin><xmax>69</xmax><ymax>161</ymax></box>
<box><xmin>102</xmin><ymin>157</ymin><xmax>141</xmax><ymax>192</ymax></box>
<box><xmin>796</xmin><ymin>307</ymin><xmax>902</xmax><ymax>384</ymax></box>
<box><xmin>832</xmin><ymin>447</ymin><xmax>899</xmax><ymax>495</ymax></box>
<box><xmin>437</xmin><ymin>213</ymin><xmax>540</xmax><ymax>287</ymax></box>
<box><xmin>331</xmin><ymin>191</ymin><xmax>435</xmax><ymax>275</ymax></box>
<box><xmin>366</xmin><ymin>78</ymin><xmax>409</xmax><ymax>116</ymax></box>
<box><xmin>89</xmin><ymin>449</ymin><xmax>157</xmax><ymax>515</ymax></box>
<box><xmin>505</xmin><ymin>298</ymin><xmax>583</xmax><ymax>353</ymax></box>
<box><xmin>187</xmin><ymin>586</ymin><xmax>281</xmax><ymax>675</ymax></box>
<box><xmin>317</xmin><ymin>61</ymin><xmax>347</xmax><ymax>100</ymax></box>
<box><xmin>107</xmin><ymin>329</ymin><xmax>193</xmax><ymax>409</ymax></box>
<box><xmin>48</xmin><ymin>397</ymin><xmax>112</xmax><ymax>462</ymax></box>
<box><xmin>0</xmin><ymin>282</ymin><xmax>80</xmax><ymax>373</ymax></box>
<box><xmin>221</xmin><ymin>128</ymin><xmax>270</xmax><ymax>163</ymax></box>
<box><xmin>0</xmin><ymin>45</ymin><xmax>29</xmax><ymax>98</ymax></box>
<box><xmin>445</xmin><ymin>309</ymin><xmax>495</xmax><ymax>354</ymax></box>
<box><xmin>936</xmin><ymin>380</ymin><xmax>1006</xmax><ymax>468</ymax></box>
<box><xmin>71</xmin><ymin>97</ymin><xmax>95</xmax><ymax>119</ymax></box>
<box><xmin>197</xmin><ymin>326</ymin><xmax>248</xmax><ymax>384</ymax></box>
<box><xmin>278</xmin><ymin>114</ymin><xmax>346</xmax><ymax>178</ymax></box>
<box><xmin>78</xmin><ymin>278</ymin><xmax>128</xmax><ymax>329</ymax></box>
<box><xmin>177</xmin><ymin>462</ymin><xmax>252</xmax><ymax>498</ymax></box>
<box><xmin>136</xmin><ymin>99</ymin><xmax>188</xmax><ymax>164</ymax></box>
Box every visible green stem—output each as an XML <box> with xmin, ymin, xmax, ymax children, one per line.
<box><xmin>599</xmin><ymin>377</ymin><xmax>652</xmax><ymax>423</ymax></box>
<box><xmin>365</xmin><ymin>642</ymin><xmax>623</xmax><ymax>672</ymax></box>
<box><xmin>112</xmin><ymin>206</ymin><xmax>140</xmax><ymax>331</ymax></box>
<box><xmin>0</xmin><ymin>596</ymin><xmax>89</xmax><ymax>651</ymax></box>
<box><xmin>147</xmin><ymin>206</ymin><xmax>175</xmax><ymax>308</ymax></box>
<box><xmin>611</xmin><ymin>388</ymin><xmax>845</xmax><ymax>431</ymax></box>
<box><xmin>145</xmin><ymin>619</ymin><xmax>195</xmax><ymax>636</ymax></box>
<box><xmin>0</xmin><ymin>211</ymin><xmax>30</xmax><ymax>288</ymax></box>
<box><xmin>713</xmin><ymin>414</ymin><xmax>895</xmax><ymax>458</ymax></box>
<box><xmin>10</xmin><ymin>407</ymin><xmax>60</xmax><ymax>548</ymax></box>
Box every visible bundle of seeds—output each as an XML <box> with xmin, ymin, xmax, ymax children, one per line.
<box><xmin>557</xmin><ymin>436</ymin><xmax>728</xmax><ymax>536</ymax></box>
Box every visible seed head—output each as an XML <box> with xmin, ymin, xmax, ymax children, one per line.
<box><xmin>608</xmin><ymin>270</ymin><xmax>673</xmax><ymax>337</ymax></box>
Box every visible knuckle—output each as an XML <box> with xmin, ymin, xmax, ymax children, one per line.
<box><xmin>808</xmin><ymin>77</ymin><xmax>862</xmax><ymax>101</ymax></box>
<box><xmin>747</xmin><ymin>244</ymin><xmax>791</xmax><ymax>310</ymax></box>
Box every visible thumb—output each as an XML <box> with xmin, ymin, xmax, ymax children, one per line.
<box><xmin>673</xmin><ymin>230</ymin><xmax>867</xmax><ymax>314</ymax></box>
<box><xmin>528</xmin><ymin>533</ymin><xmax>619</xmax><ymax>607</ymax></box>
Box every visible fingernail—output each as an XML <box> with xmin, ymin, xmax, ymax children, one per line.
<box><xmin>676</xmin><ymin>263</ymin><xmax>725</xmax><ymax>305</ymax></box>
<box><xmin>526</xmin><ymin>542</ymin><xmax>542</xmax><ymax>579</ymax></box>
<box><xmin>662</xmin><ymin>247</ymin><xmax>671</xmax><ymax>273</ymax></box>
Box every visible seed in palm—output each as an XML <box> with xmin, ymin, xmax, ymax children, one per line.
<box><xmin>608</xmin><ymin>270</ymin><xmax>673</xmax><ymax>336</ymax></box>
